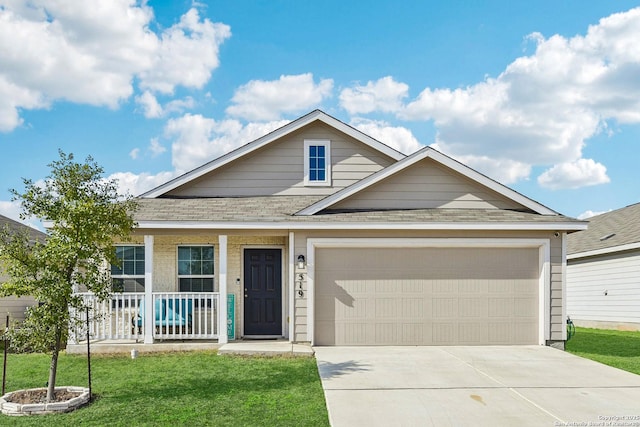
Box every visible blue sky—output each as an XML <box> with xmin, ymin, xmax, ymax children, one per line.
<box><xmin>1</xmin><ymin>0</ymin><xmax>640</xmax><ymax>227</ymax></box>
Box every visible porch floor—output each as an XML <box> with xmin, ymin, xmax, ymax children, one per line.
<box><xmin>66</xmin><ymin>339</ymin><xmax>314</xmax><ymax>357</ymax></box>
<box><xmin>218</xmin><ymin>341</ymin><xmax>314</xmax><ymax>357</ymax></box>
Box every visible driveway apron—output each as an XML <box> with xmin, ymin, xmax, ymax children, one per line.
<box><xmin>314</xmin><ymin>346</ymin><xmax>640</xmax><ymax>427</ymax></box>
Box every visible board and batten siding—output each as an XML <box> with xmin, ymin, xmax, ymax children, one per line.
<box><xmin>332</xmin><ymin>159</ymin><xmax>524</xmax><ymax>211</ymax></box>
<box><xmin>166</xmin><ymin>122</ymin><xmax>396</xmax><ymax>198</ymax></box>
<box><xmin>293</xmin><ymin>230</ymin><xmax>564</xmax><ymax>344</ymax></box>
<box><xmin>567</xmin><ymin>250</ymin><xmax>640</xmax><ymax>328</ymax></box>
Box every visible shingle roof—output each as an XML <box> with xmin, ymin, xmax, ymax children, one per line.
<box><xmin>133</xmin><ymin>196</ymin><xmax>583</xmax><ymax>228</ymax></box>
<box><xmin>0</xmin><ymin>214</ymin><xmax>46</xmax><ymax>241</ymax></box>
<box><xmin>567</xmin><ymin>202</ymin><xmax>640</xmax><ymax>255</ymax></box>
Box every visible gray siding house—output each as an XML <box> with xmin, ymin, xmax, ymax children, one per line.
<box><xmin>567</xmin><ymin>203</ymin><xmax>640</xmax><ymax>331</ymax></box>
<box><xmin>74</xmin><ymin>110</ymin><xmax>586</xmax><ymax>349</ymax></box>
<box><xmin>0</xmin><ymin>215</ymin><xmax>47</xmax><ymax>325</ymax></box>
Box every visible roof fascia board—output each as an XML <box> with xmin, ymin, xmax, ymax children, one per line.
<box><xmin>567</xmin><ymin>241</ymin><xmax>640</xmax><ymax>259</ymax></box>
<box><xmin>428</xmin><ymin>150</ymin><xmax>557</xmax><ymax>215</ymax></box>
<box><xmin>135</xmin><ymin>220</ymin><xmax>587</xmax><ymax>231</ymax></box>
<box><xmin>297</xmin><ymin>146</ymin><xmax>558</xmax><ymax>216</ymax></box>
<box><xmin>142</xmin><ymin>110</ymin><xmax>405</xmax><ymax>198</ymax></box>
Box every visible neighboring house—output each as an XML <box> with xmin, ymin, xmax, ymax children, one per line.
<box><xmin>0</xmin><ymin>214</ymin><xmax>47</xmax><ymax>326</ymax></box>
<box><xmin>567</xmin><ymin>203</ymin><xmax>640</xmax><ymax>331</ymax></box>
<box><xmin>73</xmin><ymin>110</ymin><xmax>586</xmax><ymax>349</ymax></box>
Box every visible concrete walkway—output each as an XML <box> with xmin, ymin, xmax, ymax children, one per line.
<box><xmin>218</xmin><ymin>341</ymin><xmax>314</xmax><ymax>356</ymax></box>
<box><xmin>315</xmin><ymin>346</ymin><xmax>640</xmax><ymax>427</ymax></box>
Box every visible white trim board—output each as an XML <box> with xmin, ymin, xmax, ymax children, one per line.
<box><xmin>135</xmin><ymin>220</ymin><xmax>587</xmax><ymax>231</ymax></box>
<box><xmin>305</xmin><ymin>237</ymin><xmax>551</xmax><ymax>346</ymax></box>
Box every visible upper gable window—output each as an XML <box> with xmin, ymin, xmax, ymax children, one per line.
<box><xmin>304</xmin><ymin>139</ymin><xmax>331</xmax><ymax>186</ymax></box>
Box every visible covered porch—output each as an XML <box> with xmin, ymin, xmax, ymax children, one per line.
<box><xmin>68</xmin><ymin>232</ymin><xmax>297</xmax><ymax>348</ymax></box>
<box><xmin>68</xmin><ymin>291</ymin><xmax>222</xmax><ymax>345</ymax></box>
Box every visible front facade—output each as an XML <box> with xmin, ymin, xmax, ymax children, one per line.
<box><xmin>567</xmin><ymin>203</ymin><xmax>640</xmax><ymax>331</ymax></box>
<box><xmin>0</xmin><ymin>215</ymin><xmax>46</xmax><ymax>325</ymax></box>
<box><xmin>79</xmin><ymin>110</ymin><xmax>585</xmax><ymax>348</ymax></box>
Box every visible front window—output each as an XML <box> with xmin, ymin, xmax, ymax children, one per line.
<box><xmin>304</xmin><ymin>139</ymin><xmax>331</xmax><ymax>186</ymax></box>
<box><xmin>111</xmin><ymin>245</ymin><xmax>145</xmax><ymax>292</ymax></box>
<box><xmin>178</xmin><ymin>245</ymin><xmax>214</xmax><ymax>292</ymax></box>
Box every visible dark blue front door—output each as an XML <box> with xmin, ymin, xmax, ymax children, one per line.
<box><xmin>244</xmin><ymin>249</ymin><xmax>282</xmax><ymax>336</ymax></box>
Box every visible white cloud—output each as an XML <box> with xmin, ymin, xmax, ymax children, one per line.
<box><xmin>136</xmin><ymin>91</ymin><xmax>195</xmax><ymax>118</ymax></box>
<box><xmin>226</xmin><ymin>73</ymin><xmax>333</xmax><ymax>121</ymax></box>
<box><xmin>537</xmin><ymin>158</ymin><xmax>610</xmax><ymax>190</ymax></box>
<box><xmin>138</xmin><ymin>8</ymin><xmax>230</xmax><ymax>94</ymax></box>
<box><xmin>148</xmin><ymin>138</ymin><xmax>166</xmax><ymax>157</ymax></box>
<box><xmin>340</xmin><ymin>76</ymin><xmax>408</xmax><ymax>115</ymax></box>
<box><xmin>129</xmin><ymin>148</ymin><xmax>140</xmax><ymax>160</ymax></box>
<box><xmin>390</xmin><ymin>7</ymin><xmax>640</xmax><ymax>187</ymax></box>
<box><xmin>136</xmin><ymin>91</ymin><xmax>163</xmax><ymax>119</ymax></box>
<box><xmin>0</xmin><ymin>2</ymin><xmax>229</xmax><ymax>132</ymax></box>
<box><xmin>108</xmin><ymin>171</ymin><xmax>176</xmax><ymax>198</ymax></box>
<box><xmin>164</xmin><ymin>114</ymin><xmax>290</xmax><ymax>173</ymax></box>
<box><xmin>350</xmin><ymin>118</ymin><xmax>422</xmax><ymax>154</ymax></box>
<box><xmin>577</xmin><ymin>209</ymin><xmax>611</xmax><ymax>220</ymax></box>
<box><xmin>0</xmin><ymin>199</ymin><xmax>42</xmax><ymax>230</ymax></box>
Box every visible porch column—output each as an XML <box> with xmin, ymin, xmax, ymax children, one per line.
<box><xmin>218</xmin><ymin>235</ymin><xmax>228</xmax><ymax>344</ymax></box>
<box><xmin>144</xmin><ymin>235</ymin><xmax>154</xmax><ymax>344</ymax></box>
<box><xmin>288</xmin><ymin>231</ymin><xmax>295</xmax><ymax>342</ymax></box>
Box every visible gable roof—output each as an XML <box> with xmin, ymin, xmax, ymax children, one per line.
<box><xmin>142</xmin><ymin>110</ymin><xmax>406</xmax><ymax>198</ymax></box>
<box><xmin>296</xmin><ymin>145</ymin><xmax>559</xmax><ymax>216</ymax></box>
<box><xmin>0</xmin><ymin>214</ymin><xmax>46</xmax><ymax>242</ymax></box>
<box><xmin>568</xmin><ymin>202</ymin><xmax>640</xmax><ymax>258</ymax></box>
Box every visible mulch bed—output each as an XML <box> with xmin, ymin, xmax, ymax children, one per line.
<box><xmin>5</xmin><ymin>389</ymin><xmax>82</xmax><ymax>404</ymax></box>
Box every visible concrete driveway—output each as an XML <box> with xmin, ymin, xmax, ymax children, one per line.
<box><xmin>315</xmin><ymin>346</ymin><xmax>640</xmax><ymax>427</ymax></box>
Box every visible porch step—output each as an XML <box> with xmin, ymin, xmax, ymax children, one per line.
<box><xmin>66</xmin><ymin>340</ymin><xmax>221</xmax><ymax>355</ymax></box>
<box><xmin>218</xmin><ymin>341</ymin><xmax>314</xmax><ymax>357</ymax></box>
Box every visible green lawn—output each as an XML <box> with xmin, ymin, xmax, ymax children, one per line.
<box><xmin>565</xmin><ymin>327</ymin><xmax>640</xmax><ymax>375</ymax></box>
<box><xmin>0</xmin><ymin>350</ymin><xmax>330</xmax><ymax>426</ymax></box>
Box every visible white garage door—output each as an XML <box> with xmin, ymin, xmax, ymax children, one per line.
<box><xmin>315</xmin><ymin>247</ymin><xmax>540</xmax><ymax>346</ymax></box>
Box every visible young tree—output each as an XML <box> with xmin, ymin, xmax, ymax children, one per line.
<box><xmin>0</xmin><ymin>151</ymin><xmax>137</xmax><ymax>402</ymax></box>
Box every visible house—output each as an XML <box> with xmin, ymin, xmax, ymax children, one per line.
<box><xmin>72</xmin><ymin>110</ymin><xmax>586</xmax><ymax>349</ymax></box>
<box><xmin>566</xmin><ymin>203</ymin><xmax>640</xmax><ymax>331</ymax></box>
<box><xmin>0</xmin><ymin>214</ymin><xmax>47</xmax><ymax>326</ymax></box>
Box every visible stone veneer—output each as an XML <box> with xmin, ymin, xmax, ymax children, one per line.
<box><xmin>0</xmin><ymin>387</ymin><xmax>90</xmax><ymax>416</ymax></box>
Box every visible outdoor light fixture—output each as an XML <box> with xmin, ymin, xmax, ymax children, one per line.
<box><xmin>297</xmin><ymin>254</ymin><xmax>306</xmax><ymax>270</ymax></box>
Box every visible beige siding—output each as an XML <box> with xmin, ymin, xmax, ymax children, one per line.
<box><xmin>567</xmin><ymin>250</ymin><xmax>640</xmax><ymax>329</ymax></box>
<box><xmin>0</xmin><ymin>296</ymin><xmax>37</xmax><ymax>325</ymax></box>
<box><xmin>1</xmin><ymin>271</ymin><xmax>37</xmax><ymax>325</ymax></box>
<box><xmin>333</xmin><ymin>159</ymin><xmax>525</xmax><ymax>211</ymax></box>
<box><xmin>166</xmin><ymin>122</ymin><xmax>395</xmax><ymax>198</ymax></box>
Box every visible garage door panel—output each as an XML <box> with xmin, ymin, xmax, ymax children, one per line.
<box><xmin>315</xmin><ymin>247</ymin><xmax>539</xmax><ymax>346</ymax></box>
<box><xmin>458</xmin><ymin>322</ymin><xmax>489</xmax><ymax>344</ymax></box>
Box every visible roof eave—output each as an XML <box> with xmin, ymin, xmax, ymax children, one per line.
<box><xmin>568</xmin><ymin>241</ymin><xmax>640</xmax><ymax>260</ymax></box>
<box><xmin>135</xmin><ymin>220</ymin><xmax>588</xmax><ymax>231</ymax></box>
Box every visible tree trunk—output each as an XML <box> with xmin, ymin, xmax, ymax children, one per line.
<box><xmin>46</xmin><ymin>326</ymin><xmax>62</xmax><ymax>402</ymax></box>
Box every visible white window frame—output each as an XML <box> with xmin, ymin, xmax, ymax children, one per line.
<box><xmin>176</xmin><ymin>244</ymin><xmax>215</xmax><ymax>292</ymax></box>
<box><xmin>111</xmin><ymin>244</ymin><xmax>145</xmax><ymax>292</ymax></box>
<box><xmin>304</xmin><ymin>139</ymin><xmax>331</xmax><ymax>186</ymax></box>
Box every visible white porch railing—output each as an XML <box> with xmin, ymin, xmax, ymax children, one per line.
<box><xmin>69</xmin><ymin>292</ymin><xmax>220</xmax><ymax>343</ymax></box>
